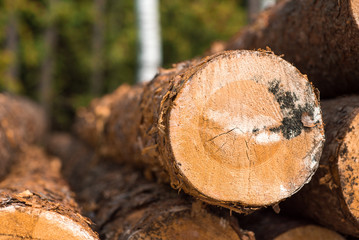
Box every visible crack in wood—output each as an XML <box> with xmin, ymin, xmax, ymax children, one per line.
<box><xmin>0</xmin><ymin>233</ymin><xmax>44</xmax><ymax>240</ymax></box>
<box><xmin>207</xmin><ymin>128</ymin><xmax>237</xmax><ymax>142</ymax></box>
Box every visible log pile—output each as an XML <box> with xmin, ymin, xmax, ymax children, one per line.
<box><xmin>74</xmin><ymin>50</ymin><xmax>325</xmax><ymax>213</ymax></box>
<box><xmin>0</xmin><ymin>96</ymin><xmax>98</xmax><ymax>239</ymax></box>
<box><xmin>212</xmin><ymin>0</ymin><xmax>359</xmax><ymax>99</ymax></box>
<box><xmin>2</xmin><ymin>0</ymin><xmax>359</xmax><ymax>238</ymax></box>
<box><xmin>0</xmin><ymin>145</ymin><xmax>98</xmax><ymax>240</ymax></box>
<box><xmin>47</xmin><ymin>133</ymin><xmax>255</xmax><ymax>240</ymax></box>
<box><xmin>281</xmin><ymin>96</ymin><xmax>359</xmax><ymax>237</ymax></box>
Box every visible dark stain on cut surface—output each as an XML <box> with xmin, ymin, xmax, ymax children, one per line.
<box><xmin>268</xmin><ymin>80</ymin><xmax>298</xmax><ymax>110</ymax></box>
<box><xmin>252</xmin><ymin>128</ymin><xmax>259</xmax><ymax>133</ymax></box>
<box><xmin>268</xmin><ymin>80</ymin><xmax>316</xmax><ymax>140</ymax></box>
<box><xmin>340</xmin><ymin>143</ymin><xmax>348</xmax><ymax>158</ymax></box>
<box><xmin>348</xmin><ymin>126</ymin><xmax>355</xmax><ymax>133</ymax></box>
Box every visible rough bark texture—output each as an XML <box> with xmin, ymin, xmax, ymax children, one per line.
<box><xmin>0</xmin><ymin>93</ymin><xmax>47</xmax><ymax>179</ymax></box>
<box><xmin>282</xmin><ymin>95</ymin><xmax>359</xmax><ymax>237</ymax></box>
<box><xmin>220</xmin><ymin>0</ymin><xmax>359</xmax><ymax>98</ymax></box>
<box><xmin>47</xmin><ymin>133</ymin><xmax>255</xmax><ymax>240</ymax></box>
<box><xmin>237</xmin><ymin>210</ymin><xmax>344</xmax><ymax>240</ymax></box>
<box><xmin>74</xmin><ymin>50</ymin><xmax>324</xmax><ymax>213</ymax></box>
<box><xmin>0</xmin><ymin>145</ymin><xmax>98</xmax><ymax>240</ymax></box>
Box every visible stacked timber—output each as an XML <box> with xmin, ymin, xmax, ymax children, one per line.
<box><xmin>47</xmin><ymin>133</ymin><xmax>255</xmax><ymax>240</ymax></box>
<box><xmin>282</xmin><ymin>96</ymin><xmax>359</xmax><ymax>237</ymax></box>
<box><xmin>216</xmin><ymin>0</ymin><xmax>359</xmax><ymax>98</ymax></box>
<box><xmin>74</xmin><ymin>50</ymin><xmax>325</xmax><ymax>213</ymax></box>
<box><xmin>0</xmin><ymin>94</ymin><xmax>47</xmax><ymax>179</ymax></box>
<box><xmin>203</xmin><ymin>0</ymin><xmax>359</xmax><ymax>237</ymax></box>
<box><xmin>1</xmin><ymin>0</ymin><xmax>359</xmax><ymax>238</ymax></box>
<box><xmin>0</xmin><ymin>145</ymin><xmax>98</xmax><ymax>240</ymax></box>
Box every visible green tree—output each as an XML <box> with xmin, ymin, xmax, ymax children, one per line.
<box><xmin>0</xmin><ymin>0</ymin><xmax>246</xmax><ymax>130</ymax></box>
<box><xmin>161</xmin><ymin>0</ymin><xmax>246</xmax><ymax>66</ymax></box>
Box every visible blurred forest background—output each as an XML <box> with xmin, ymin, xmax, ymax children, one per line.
<box><xmin>0</xmin><ymin>0</ymin><xmax>250</xmax><ymax>130</ymax></box>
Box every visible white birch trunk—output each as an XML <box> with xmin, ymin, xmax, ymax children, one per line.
<box><xmin>248</xmin><ymin>0</ymin><xmax>276</xmax><ymax>22</ymax></box>
<box><xmin>136</xmin><ymin>0</ymin><xmax>162</xmax><ymax>83</ymax></box>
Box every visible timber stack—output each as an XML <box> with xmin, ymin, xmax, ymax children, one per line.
<box><xmin>0</xmin><ymin>96</ymin><xmax>98</xmax><ymax>239</ymax></box>
<box><xmin>214</xmin><ymin>0</ymin><xmax>359</xmax><ymax>98</ymax></box>
<box><xmin>47</xmin><ymin>133</ymin><xmax>255</xmax><ymax>240</ymax></box>
<box><xmin>74</xmin><ymin>50</ymin><xmax>325</xmax><ymax>213</ymax></box>
<box><xmin>0</xmin><ymin>145</ymin><xmax>98</xmax><ymax>240</ymax></box>
<box><xmin>281</xmin><ymin>96</ymin><xmax>359</xmax><ymax>237</ymax></box>
<box><xmin>2</xmin><ymin>0</ymin><xmax>359</xmax><ymax>238</ymax></box>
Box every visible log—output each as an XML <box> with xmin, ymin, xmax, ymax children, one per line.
<box><xmin>282</xmin><ymin>95</ymin><xmax>359</xmax><ymax>237</ymax></box>
<box><xmin>220</xmin><ymin>0</ymin><xmax>359</xmax><ymax>98</ymax></box>
<box><xmin>74</xmin><ymin>50</ymin><xmax>325</xmax><ymax>213</ymax></box>
<box><xmin>47</xmin><ymin>133</ymin><xmax>255</xmax><ymax>240</ymax></box>
<box><xmin>0</xmin><ymin>93</ymin><xmax>47</xmax><ymax>179</ymax></box>
<box><xmin>0</xmin><ymin>145</ymin><xmax>98</xmax><ymax>240</ymax></box>
<box><xmin>238</xmin><ymin>210</ymin><xmax>344</xmax><ymax>240</ymax></box>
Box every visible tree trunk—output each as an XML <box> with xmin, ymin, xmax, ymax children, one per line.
<box><xmin>47</xmin><ymin>133</ymin><xmax>255</xmax><ymax>240</ymax></box>
<box><xmin>136</xmin><ymin>0</ymin><xmax>162</xmax><ymax>83</ymax></box>
<box><xmin>282</xmin><ymin>95</ymin><xmax>359</xmax><ymax>237</ymax></box>
<box><xmin>238</xmin><ymin>210</ymin><xmax>344</xmax><ymax>240</ymax></box>
<box><xmin>0</xmin><ymin>145</ymin><xmax>98</xmax><ymax>240</ymax></box>
<box><xmin>248</xmin><ymin>0</ymin><xmax>276</xmax><ymax>23</ymax></box>
<box><xmin>4</xmin><ymin>3</ymin><xmax>20</xmax><ymax>93</ymax></box>
<box><xmin>0</xmin><ymin>94</ymin><xmax>47</xmax><ymax>179</ymax></box>
<box><xmin>74</xmin><ymin>50</ymin><xmax>324</xmax><ymax>213</ymax></box>
<box><xmin>40</xmin><ymin>0</ymin><xmax>58</xmax><ymax>122</ymax></box>
<box><xmin>90</xmin><ymin>0</ymin><xmax>106</xmax><ymax>95</ymax></box>
<box><xmin>248</xmin><ymin>0</ymin><xmax>262</xmax><ymax>23</ymax></box>
<box><xmin>221</xmin><ymin>0</ymin><xmax>359</xmax><ymax>98</ymax></box>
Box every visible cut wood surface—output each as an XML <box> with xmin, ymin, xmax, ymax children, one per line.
<box><xmin>0</xmin><ymin>93</ymin><xmax>47</xmax><ymax>179</ymax></box>
<box><xmin>218</xmin><ymin>0</ymin><xmax>359</xmax><ymax>98</ymax></box>
<box><xmin>0</xmin><ymin>145</ymin><xmax>98</xmax><ymax>240</ymax></box>
<box><xmin>47</xmin><ymin>133</ymin><xmax>255</xmax><ymax>240</ymax></box>
<box><xmin>238</xmin><ymin>210</ymin><xmax>344</xmax><ymax>240</ymax></box>
<box><xmin>74</xmin><ymin>50</ymin><xmax>325</xmax><ymax>213</ymax></box>
<box><xmin>282</xmin><ymin>95</ymin><xmax>359</xmax><ymax>237</ymax></box>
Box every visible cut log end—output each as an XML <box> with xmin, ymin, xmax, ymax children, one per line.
<box><xmin>0</xmin><ymin>206</ymin><xmax>96</xmax><ymax>240</ymax></box>
<box><xmin>338</xmin><ymin>110</ymin><xmax>359</xmax><ymax>220</ymax></box>
<box><xmin>351</xmin><ymin>0</ymin><xmax>359</xmax><ymax>26</ymax></box>
<box><xmin>274</xmin><ymin>225</ymin><xmax>345</xmax><ymax>240</ymax></box>
<box><xmin>169</xmin><ymin>51</ymin><xmax>324</xmax><ymax>206</ymax></box>
<box><xmin>0</xmin><ymin>146</ymin><xmax>98</xmax><ymax>240</ymax></box>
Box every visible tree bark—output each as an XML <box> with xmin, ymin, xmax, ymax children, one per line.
<box><xmin>0</xmin><ymin>94</ymin><xmax>47</xmax><ymax>179</ymax></box>
<box><xmin>74</xmin><ymin>50</ymin><xmax>324</xmax><ymax>213</ymax></box>
<box><xmin>282</xmin><ymin>95</ymin><xmax>359</xmax><ymax>237</ymax></box>
<box><xmin>237</xmin><ymin>210</ymin><xmax>344</xmax><ymax>240</ymax></box>
<box><xmin>220</xmin><ymin>0</ymin><xmax>359</xmax><ymax>99</ymax></box>
<box><xmin>0</xmin><ymin>145</ymin><xmax>98</xmax><ymax>240</ymax></box>
<box><xmin>47</xmin><ymin>133</ymin><xmax>255</xmax><ymax>240</ymax></box>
